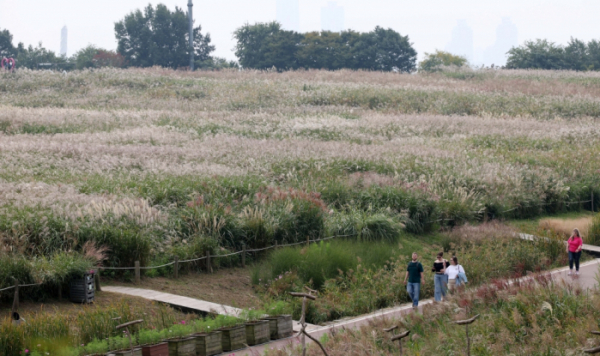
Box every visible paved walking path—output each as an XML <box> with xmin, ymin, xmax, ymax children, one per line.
<box><xmin>519</xmin><ymin>233</ymin><xmax>600</xmax><ymax>253</ymax></box>
<box><xmin>103</xmin><ymin>259</ymin><xmax>600</xmax><ymax>356</ymax></box>
<box><xmin>230</xmin><ymin>258</ymin><xmax>600</xmax><ymax>356</ymax></box>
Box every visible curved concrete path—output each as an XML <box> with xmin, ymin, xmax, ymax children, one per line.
<box><xmin>103</xmin><ymin>259</ymin><xmax>599</xmax><ymax>356</ymax></box>
<box><xmin>231</xmin><ymin>258</ymin><xmax>600</xmax><ymax>356</ymax></box>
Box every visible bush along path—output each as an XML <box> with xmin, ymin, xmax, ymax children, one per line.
<box><xmin>101</xmin><ymin>258</ymin><xmax>600</xmax><ymax>356</ymax></box>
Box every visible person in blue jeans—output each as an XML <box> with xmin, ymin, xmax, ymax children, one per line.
<box><xmin>404</xmin><ymin>252</ymin><xmax>424</xmax><ymax>310</ymax></box>
<box><xmin>432</xmin><ymin>251</ymin><xmax>449</xmax><ymax>302</ymax></box>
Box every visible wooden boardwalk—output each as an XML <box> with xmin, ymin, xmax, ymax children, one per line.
<box><xmin>102</xmin><ymin>286</ymin><xmax>243</xmax><ymax>317</ymax></box>
<box><xmin>518</xmin><ymin>233</ymin><xmax>600</xmax><ymax>253</ymax></box>
<box><xmin>102</xmin><ymin>286</ymin><xmax>318</xmax><ymax>332</ymax></box>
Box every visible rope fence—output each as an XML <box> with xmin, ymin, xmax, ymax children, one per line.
<box><xmin>3</xmin><ymin>195</ymin><xmax>594</xmax><ymax>287</ymax></box>
<box><xmin>96</xmin><ymin>233</ymin><xmax>360</xmax><ymax>283</ymax></box>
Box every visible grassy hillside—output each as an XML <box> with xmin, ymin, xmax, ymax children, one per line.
<box><xmin>0</xmin><ymin>68</ymin><xmax>599</xmax><ymax>288</ymax></box>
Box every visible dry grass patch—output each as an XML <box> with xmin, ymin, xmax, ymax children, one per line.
<box><xmin>539</xmin><ymin>216</ymin><xmax>593</xmax><ymax>238</ymax></box>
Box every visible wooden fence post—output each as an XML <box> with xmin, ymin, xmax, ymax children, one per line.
<box><xmin>206</xmin><ymin>251</ymin><xmax>213</xmax><ymax>274</ymax></box>
<box><xmin>11</xmin><ymin>279</ymin><xmax>19</xmax><ymax>313</ymax></box>
<box><xmin>95</xmin><ymin>271</ymin><xmax>102</xmax><ymax>292</ymax></box>
<box><xmin>455</xmin><ymin>315</ymin><xmax>479</xmax><ymax>356</ymax></box>
<box><xmin>306</xmin><ymin>236</ymin><xmax>310</xmax><ymax>247</ymax></box>
<box><xmin>289</xmin><ymin>291</ymin><xmax>328</xmax><ymax>356</ymax></box>
<box><xmin>242</xmin><ymin>244</ymin><xmax>246</xmax><ymax>268</ymax></box>
<box><xmin>592</xmin><ymin>191</ymin><xmax>595</xmax><ymax>213</ymax></box>
<box><xmin>174</xmin><ymin>256</ymin><xmax>179</xmax><ymax>279</ymax></box>
<box><xmin>134</xmin><ymin>261</ymin><xmax>140</xmax><ymax>285</ymax></box>
<box><xmin>275</xmin><ymin>241</ymin><xmax>278</xmax><ymax>250</ymax></box>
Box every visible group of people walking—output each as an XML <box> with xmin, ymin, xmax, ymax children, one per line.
<box><xmin>403</xmin><ymin>251</ymin><xmax>467</xmax><ymax>309</ymax></box>
<box><xmin>403</xmin><ymin>227</ymin><xmax>586</xmax><ymax>310</ymax></box>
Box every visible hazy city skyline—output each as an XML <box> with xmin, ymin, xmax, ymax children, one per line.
<box><xmin>276</xmin><ymin>0</ymin><xmax>300</xmax><ymax>32</ymax></box>
<box><xmin>0</xmin><ymin>0</ymin><xmax>598</xmax><ymax>62</ymax></box>
<box><xmin>446</xmin><ymin>20</ymin><xmax>474</xmax><ymax>63</ymax></box>
<box><xmin>321</xmin><ymin>1</ymin><xmax>344</xmax><ymax>32</ymax></box>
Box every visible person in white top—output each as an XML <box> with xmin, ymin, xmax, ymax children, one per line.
<box><xmin>445</xmin><ymin>256</ymin><xmax>465</xmax><ymax>292</ymax></box>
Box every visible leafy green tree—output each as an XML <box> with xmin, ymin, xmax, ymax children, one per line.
<box><xmin>74</xmin><ymin>45</ymin><xmax>100</xmax><ymax>70</ymax></box>
<box><xmin>15</xmin><ymin>43</ymin><xmax>69</xmax><ymax>69</ymax></box>
<box><xmin>234</xmin><ymin>22</ymin><xmax>302</xmax><ymax>70</ymax></box>
<box><xmin>352</xmin><ymin>27</ymin><xmax>417</xmax><ymax>72</ymax></box>
<box><xmin>588</xmin><ymin>40</ymin><xmax>600</xmax><ymax>71</ymax></box>
<box><xmin>506</xmin><ymin>39</ymin><xmax>566</xmax><ymax>70</ymax></box>
<box><xmin>114</xmin><ymin>3</ymin><xmax>214</xmax><ymax>69</ymax></box>
<box><xmin>298</xmin><ymin>31</ymin><xmax>350</xmax><ymax>70</ymax></box>
<box><xmin>564</xmin><ymin>38</ymin><xmax>589</xmax><ymax>71</ymax></box>
<box><xmin>0</xmin><ymin>29</ymin><xmax>15</xmax><ymax>57</ymax></box>
<box><xmin>418</xmin><ymin>50</ymin><xmax>468</xmax><ymax>72</ymax></box>
<box><xmin>234</xmin><ymin>24</ymin><xmax>416</xmax><ymax>72</ymax></box>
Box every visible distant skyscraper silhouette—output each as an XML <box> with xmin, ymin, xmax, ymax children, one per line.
<box><xmin>60</xmin><ymin>26</ymin><xmax>68</xmax><ymax>57</ymax></box>
<box><xmin>446</xmin><ymin>20</ymin><xmax>474</xmax><ymax>63</ymax></box>
<box><xmin>321</xmin><ymin>1</ymin><xmax>344</xmax><ymax>32</ymax></box>
<box><xmin>484</xmin><ymin>17</ymin><xmax>518</xmax><ymax>66</ymax></box>
<box><xmin>276</xmin><ymin>0</ymin><xmax>300</xmax><ymax>32</ymax></box>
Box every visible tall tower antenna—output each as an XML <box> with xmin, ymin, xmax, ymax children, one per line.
<box><xmin>61</xmin><ymin>26</ymin><xmax>68</xmax><ymax>57</ymax></box>
<box><xmin>188</xmin><ymin>0</ymin><xmax>194</xmax><ymax>71</ymax></box>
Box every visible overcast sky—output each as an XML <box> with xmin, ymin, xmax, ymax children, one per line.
<box><xmin>0</xmin><ymin>0</ymin><xmax>599</xmax><ymax>62</ymax></box>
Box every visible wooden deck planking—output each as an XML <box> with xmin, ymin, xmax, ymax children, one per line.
<box><xmin>101</xmin><ymin>286</ymin><xmax>317</xmax><ymax>332</ymax></box>
<box><xmin>102</xmin><ymin>286</ymin><xmax>243</xmax><ymax>317</ymax></box>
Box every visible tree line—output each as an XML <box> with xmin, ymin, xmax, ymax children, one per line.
<box><xmin>2</xmin><ymin>2</ymin><xmax>600</xmax><ymax>73</ymax></box>
<box><xmin>506</xmin><ymin>38</ymin><xmax>600</xmax><ymax>71</ymax></box>
<box><xmin>234</xmin><ymin>22</ymin><xmax>417</xmax><ymax>72</ymax></box>
<box><xmin>1</xmin><ymin>4</ymin><xmax>416</xmax><ymax>72</ymax></box>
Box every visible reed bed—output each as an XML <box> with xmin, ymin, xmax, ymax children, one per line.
<box><xmin>0</xmin><ymin>67</ymin><xmax>599</xmax><ymax>281</ymax></box>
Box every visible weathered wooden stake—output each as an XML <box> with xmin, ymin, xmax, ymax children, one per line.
<box><xmin>206</xmin><ymin>251</ymin><xmax>213</xmax><ymax>273</ymax></box>
<box><xmin>116</xmin><ymin>319</ymin><xmax>144</xmax><ymax>356</ymax></box>
<box><xmin>384</xmin><ymin>325</ymin><xmax>409</xmax><ymax>356</ymax></box>
<box><xmin>174</xmin><ymin>256</ymin><xmax>179</xmax><ymax>279</ymax></box>
<box><xmin>95</xmin><ymin>271</ymin><xmax>102</xmax><ymax>292</ymax></box>
<box><xmin>455</xmin><ymin>315</ymin><xmax>479</xmax><ymax>356</ymax></box>
<box><xmin>290</xmin><ymin>290</ymin><xmax>328</xmax><ymax>356</ymax></box>
<box><xmin>585</xmin><ymin>331</ymin><xmax>600</xmax><ymax>354</ymax></box>
<box><xmin>306</xmin><ymin>236</ymin><xmax>310</xmax><ymax>247</ymax></box>
<box><xmin>12</xmin><ymin>279</ymin><xmax>19</xmax><ymax>313</ymax></box>
<box><xmin>134</xmin><ymin>261</ymin><xmax>140</xmax><ymax>284</ymax></box>
<box><xmin>275</xmin><ymin>241</ymin><xmax>278</xmax><ymax>250</ymax></box>
<box><xmin>242</xmin><ymin>243</ymin><xmax>246</xmax><ymax>268</ymax></box>
<box><xmin>592</xmin><ymin>191</ymin><xmax>595</xmax><ymax>213</ymax></box>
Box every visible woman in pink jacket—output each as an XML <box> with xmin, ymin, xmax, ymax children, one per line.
<box><xmin>568</xmin><ymin>228</ymin><xmax>583</xmax><ymax>276</ymax></box>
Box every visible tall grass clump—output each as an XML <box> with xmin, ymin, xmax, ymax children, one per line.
<box><xmin>588</xmin><ymin>213</ymin><xmax>600</xmax><ymax>246</ymax></box>
<box><xmin>326</xmin><ymin>208</ymin><xmax>403</xmax><ymax>241</ymax></box>
<box><xmin>252</xmin><ymin>239</ymin><xmax>402</xmax><ymax>290</ymax></box>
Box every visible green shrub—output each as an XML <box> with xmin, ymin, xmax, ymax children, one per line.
<box><xmin>253</xmin><ymin>239</ymin><xmax>401</xmax><ymax>290</ymax></box>
<box><xmin>326</xmin><ymin>209</ymin><xmax>402</xmax><ymax>241</ymax></box>
<box><xmin>0</xmin><ymin>255</ymin><xmax>36</xmax><ymax>301</ymax></box>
